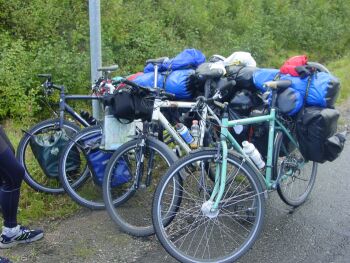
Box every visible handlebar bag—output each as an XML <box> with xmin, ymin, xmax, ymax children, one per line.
<box><xmin>106</xmin><ymin>88</ymin><xmax>154</xmax><ymax>122</ymax></box>
<box><xmin>296</xmin><ymin>107</ymin><xmax>344</xmax><ymax>163</ymax></box>
<box><xmin>29</xmin><ymin>130</ymin><xmax>80</xmax><ymax>178</ymax></box>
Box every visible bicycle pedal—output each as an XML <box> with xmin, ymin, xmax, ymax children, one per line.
<box><xmin>139</xmin><ymin>183</ymin><xmax>147</xmax><ymax>189</ymax></box>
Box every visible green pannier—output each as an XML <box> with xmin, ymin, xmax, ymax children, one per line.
<box><xmin>29</xmin><ymin>130</ymin><xmax>80</xmax><ymax>178</ymax></box>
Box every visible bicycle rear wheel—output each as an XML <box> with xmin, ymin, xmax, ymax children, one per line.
<box><xmin>274</xmin><ymin>131</ymin><xmax>318</xmax><ymax>207</ymax></box>
<box><xmin>103</xmin><ymin>137</ymin><xmax>178</xmax><ymax>237</ymax></box>
<box><xmin>16</xmin><ymin>119</ymin><xmax>80</xmax><ymax>194</ymax></box>
<box><xmin>152</xmin><ymin>149</ymin><xmax>265</xmax><ymax>263</ymax></box>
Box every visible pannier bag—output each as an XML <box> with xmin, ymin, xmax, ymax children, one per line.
<box><xmin>296</xmin><ymin>107</ymin><xmax>345</xmax><ymax>163</ymax></box>
<box><xmin>105</xmin><ymin>87</ymin><xmax>155</xmax><ymax>121</ymax></box>
<box><xmin>144</xmin><ymin>48</ymin><xmax>205</xmax><ymax>73</ymax></box>
<box><xmin>87</xmin><ymin>150</ymin><xmax>130</xmax><ymax>187</ymax></box>
<box><xmin>229</xmin><ymin>90</ymin><xmax>255</xmax><ymax>115</ymax></box>
<box><xmin>29</xmin><ymin>130</ymin><xmax>80</xmax><ymax>178</ymax></box>
<box><xmin>82</xmin><ymin>133</ymin><xmax>131</xmax><ymax>187</ymax></box>
<box><xmin>133</xmin><ymin>69</ymin><xmax>196</xmax><ymax>100</ymax></box>
<box><xmin>276</xmin><ymin>88</ymin><xmax>303</xmax><ymax>116</ymax></box>
<box><xmin>195</xmin><ymin>62</ymin><xmax>226</xmax><ymax>80</ymax></box>
<box><xmin>226</xmin><ymin>66</ymin><xmax>258</xmax><ymax>91</ymax></box>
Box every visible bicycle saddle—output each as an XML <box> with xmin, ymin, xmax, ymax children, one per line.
<box><xmin>98</xmin><ymin>65</ymin><xmax>119</xmax><ymax>72</ymax></box>
<box><xmin>146</xmin><ymin>57</ymin><xmax>168</xmax><ymax>65</ymax></box>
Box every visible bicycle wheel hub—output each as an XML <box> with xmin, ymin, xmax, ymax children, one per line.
<box><xmin>201</xmin><ymin>200</ymin><xmax>219</xmax><ymax>218</ymax></box>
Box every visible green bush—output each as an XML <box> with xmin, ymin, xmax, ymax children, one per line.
<box><xmin>0</xmin><ymin>0</ymin><xmax>349</xmax><ymax>121</ymax></box>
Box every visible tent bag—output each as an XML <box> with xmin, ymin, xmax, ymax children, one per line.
<box><xmin>144</xmin><ymin>48</ymin><xmax>205</xmax><ymax>73</ymax></box>
<box><xmin>134</xmin><ymin>69</ymin><xmax>195</xmax><ymax>100</ymax></box>
<box><xmin>253</xmin><ymin>69</ymin><xmax>340</xmax><ymax>108</ymax></box>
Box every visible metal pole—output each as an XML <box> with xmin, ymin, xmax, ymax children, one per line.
<box><xmin>89</xmin><ymin>0</ymin><xmax>102</xmax><ymax>119</ymax></box>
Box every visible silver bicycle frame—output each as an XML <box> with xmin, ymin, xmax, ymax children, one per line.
<box><xmin>151</xmin><ymin>98</ymin><xmax>218</xmax><ymax>154</ymax></box>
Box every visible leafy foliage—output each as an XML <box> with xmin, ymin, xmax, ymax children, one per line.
<box><xmin>0</xmin><ymin>0</ymin><xmax>349</xmax><ymax>120</ymax></box>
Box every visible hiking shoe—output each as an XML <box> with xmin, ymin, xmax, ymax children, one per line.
<box><xmin>0</xmin><ymin>226</ymin><xmax>44</xmax><ymax>248</ymax></box>
<box><xmin>0</xmin><ymin>256</ymin><xmax>11</xmax><ymax>263</ymax></box>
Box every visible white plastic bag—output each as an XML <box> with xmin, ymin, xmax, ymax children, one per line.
<box><xmin>224</xmin><ymin>52</ymin><xmax>257</xmax><ymax>67</ymax></box>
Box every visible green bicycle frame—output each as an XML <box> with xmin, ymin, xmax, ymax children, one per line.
<box><xmin>210</xmin><ymin>107</ymin><xmax>299</xmax><ymax>210</ymax></box>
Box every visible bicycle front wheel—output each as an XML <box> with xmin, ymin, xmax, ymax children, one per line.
<box><xmin>16</xmin><ymin>119</ymin><xmax>80</xmax><ymax>194</ymax></box>
<box><xmin>59</xmin><ymin>125</ymin><xmax>106</xmax><ymax>209</ymax></box>
<box><xmin>103</xmin><ymin>137</ymin><xmax>178</xmax><ymax>237</ymax></box>
<box><xmin>274</xmin><ymin>132</ymin><xmax>318</xmax><ymax>207</ymax></box>
<box><xmin>152</xmin><ymin>149</ymin><xmax>266</xmax><ymax>263</ymax></box>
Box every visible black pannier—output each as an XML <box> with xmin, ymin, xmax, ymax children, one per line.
<box><xmin>226</xmin><ymin>66</ymin><xmax>258</xmax><ymax>91</ymax></box>
<box><xmin>296</xmin><ymin>107</ymin><xmax>345</xmax><ymax>163</ymax></box>
<box><xmin>105</xmin><ymin>87</ymin><xmax>154</xmax><ymax>122</ymax></box>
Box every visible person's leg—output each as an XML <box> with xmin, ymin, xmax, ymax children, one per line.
<box><xmin>0</xmin><ymin>131</ymin><xmax>43</xmax><ymax>248</ymax></box>
<box><xmin>0</xmin><ymin>147</ymin><xmax>23</xmax><ymax>228</ymax></box>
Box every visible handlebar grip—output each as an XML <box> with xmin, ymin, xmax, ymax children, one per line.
<box><xmin>38</xmin><ymin>74</ymin><xmax>52</xmax><ymax>79</ymax></box>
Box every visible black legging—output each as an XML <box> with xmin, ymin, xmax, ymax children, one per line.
<box><xmin>0</xmin><ymin>128</ymin><xmax>24</xmax><ymax>228</ymax></box>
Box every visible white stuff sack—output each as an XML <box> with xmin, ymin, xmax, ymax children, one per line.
<box><xmin>224</xmin><ymin>51</ymin><xmax>257</xmax><ymax>67</ymax></box>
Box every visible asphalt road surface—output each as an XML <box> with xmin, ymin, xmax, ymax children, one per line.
<box><xmin>2</xmin><ymin>140</ymin><xmax>350</xmax><ymax>263</ymax></box>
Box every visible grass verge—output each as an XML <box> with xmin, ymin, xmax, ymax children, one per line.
<box><xmin>327</xmin><ymin>53</ymin><xmax>350</xmax><ymax>104</ymax></box>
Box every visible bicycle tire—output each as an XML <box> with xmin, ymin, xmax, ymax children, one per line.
<box><xmin>103</xmin><ymin>136</ymin><xmax>178</xmax><ymax>237</ymax></box>
<box><xmin>16</xmin><ymin>118</ymin><xmax>80</xmax><ymax>194</ymax></box>
<box><xmin>273</xmin><ymin>131</ymin><xmax>318</xmax><ymax>207</ymax></box>
<box><xmin>152</xmin><ymin>149</ymin><xmax>266</xmax><ymax>263</ymax></box>
<box><xmin>59</xmin><ymin>125</ymin><xmax>107</xmax><ymax>209</ymax></box>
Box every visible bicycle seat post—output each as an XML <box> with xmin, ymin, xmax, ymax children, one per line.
<box><xmin>153</xmin><ymin>64</ymin><xmax>160</xmax><ymax>96</ymax></box>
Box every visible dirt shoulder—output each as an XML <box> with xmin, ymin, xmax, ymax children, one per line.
<box><xmin>2</xmin><ymin>209</ymin><xmax>176</xmax><ymax>263</ymax></box>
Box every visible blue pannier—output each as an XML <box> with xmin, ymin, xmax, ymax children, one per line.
<box><xmin>133</xmin><ymin>69</ymin><xmax>195</xmax><ymax>100</ymax></box>
<box><xmin>82</xmin><ymin>133</ymin><xmax>131</xmax><ymax>187</ymax></box>
<box><xmin>144</xmin><ymin>48</ymin><xmax>205</xmax><ymax>73</ymax></box>
<box><xmin>87</xmin><ymin>150</ymin><xmax>130</xmax><ymax>187</ymax></box>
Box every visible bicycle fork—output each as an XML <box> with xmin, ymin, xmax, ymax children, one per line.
<box><xmin>133</xmin><ymin>138</ymin><xmax>155</xmax><ymax>189</ymax></box>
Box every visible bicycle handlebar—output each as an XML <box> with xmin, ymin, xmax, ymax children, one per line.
<box><xmin>120</xmin><ymin>78</ymin><xmax>176</xmax><ymax>99</ymax></box>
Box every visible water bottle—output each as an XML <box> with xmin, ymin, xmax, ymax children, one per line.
<box><xmin>176</xmin><ymin>123</ymin><xmax>194</xmax><ymax>144</ymax></box>
<box><xmin>190</xmin><ymin>120</ymin><xmax>200</xmax><ymax>149</ymax></box>
<box><xmin>242</xmin><ymin>141</ymin><xmax>265</xmax><ymax>169</ymax></box>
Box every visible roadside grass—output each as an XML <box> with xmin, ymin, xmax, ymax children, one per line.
<box><xmin>1</xmin><ymin>120</ymin><xmax>80</xmax><ymax>227</ymax></box>
<box><xmin>327</xmin><ymin>54</ymin><xmax>350</xmax><ymax>104</ymax></box>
